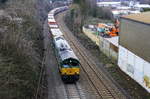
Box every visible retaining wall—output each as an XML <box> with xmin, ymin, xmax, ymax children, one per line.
<box><xmin>82</xmin><ymin>26</ymin><xmax>118</xmax><ymax>62</ymax></box>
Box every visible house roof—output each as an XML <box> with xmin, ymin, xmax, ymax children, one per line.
<box><xmin>121</xmin><ymin>11</ymin><xmax>150</xmax><ymax>25</ymax></box>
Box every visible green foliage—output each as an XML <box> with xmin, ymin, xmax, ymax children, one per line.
<box><xmin>73</xmin><ymin>0</ymin><xmax>89</xmax><ymax>15</ymax></box>
<box><xmin>88</xmin><ymin>6</ymin><xmax>113</xmax><ymax>20</ymax></box>
<box><xmin>0</xmin><ymin>0</ymin><xmax>8</xmax><ymax>3</ymax></box>
<box><xmin>80</xmin><ymin>0</ymin><xmax>89</xmax><ymax>15</ymax></box>
<box><xmin>70</xmin><ymin>9</ymin><xmax>75</xmax><ymax>18</ymax></box>
<box><xmin>84</xmin><ymin>17</ymin><xmax>112</xmax><ymax>26</ymax></box>
<box><xmin>143</xmin><ymin>8</ymin><xmax>150</xmax><ymax>12</ymax></box>
<box><xmin>73</xmin><ymin>0</ymin><xmax>80</xmax><ymax>4</ymax></box>
<box><xmin>73</xmin><ymin>0</ymin><xmax>112</xmax><ymax>20</ymax></box>
<box><xmin>66</xmin><ymin>1</ymin><xmax>112</xmax><ymax>38</ymax></box>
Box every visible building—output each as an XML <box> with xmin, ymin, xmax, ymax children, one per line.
<box><xmin>111</xmin><ymin>9</ymin><xmax>141</xmax><ymax>18</ymax></box>
<box><xmin>97</xmin><ymin>2</ymin><xmax>121</xmax><ymax>7</ymax></box>
<box><xmin>118</xmin><ymin>12</ymin><xmax>150</xmax><ymax>93</ymax></box>
<box><xmin>134</xmin><ymin>4</ymin><xmax>150</xmax><ymax>11</ymax></box>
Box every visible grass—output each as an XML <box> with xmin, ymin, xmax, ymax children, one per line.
<box><xmin>84</xmin><ymin>16</ymin><xmax>112</xmax><ymax>25</ymax></box>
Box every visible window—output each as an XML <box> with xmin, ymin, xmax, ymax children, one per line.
<box><xmin>56</xmin><ymin>37</ymin><xmax>64</xmax><ymax>41</ymax></box>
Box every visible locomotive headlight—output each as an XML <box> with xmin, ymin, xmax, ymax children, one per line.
<box><xmin>75</xmin><ymin>71</ymin><xmax>79</xmax><ymax>74</ymax></box>
<box><xmin>61</xmin><ymin>69</ymin><xmax>67</xmax><ymax>75</ymax></box>
<box><xmin>61</xmin><ymin>72</ymin><xmax>66</xmax><ymax>75</ymax></box>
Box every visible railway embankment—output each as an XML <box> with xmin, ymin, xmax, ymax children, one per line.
<box><xmin>0</xmin><ymin>0</ymin><xmax>50</xmax><ymax>98</ymax></box>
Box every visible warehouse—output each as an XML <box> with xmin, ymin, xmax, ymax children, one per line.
<box><xmin>118</xmin><ymin>12</ymin><xmax>150</xmax><ymax>93</ymax></box>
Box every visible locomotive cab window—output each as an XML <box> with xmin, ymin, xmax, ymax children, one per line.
<box><xmin>62</xmin><ymin>58</ymin><xmax>79</xmax><ymax>68</ymax></box>
<box><xmin>56</xmin><ymin>37</ymin><xmax>64</xmax><ymax>41</ymax></box>
<box><xmin>69</xmin><ymin>59</ymin><xmax>79</xmax><ymax>67</ymax></box>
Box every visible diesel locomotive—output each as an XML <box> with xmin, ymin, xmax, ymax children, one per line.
<box><xmin>48</xmin><ymin>6</ymin><xmax>80</xmax><ymax>82</ymax></box>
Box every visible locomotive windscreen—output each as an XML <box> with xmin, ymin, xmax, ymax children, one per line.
<box><xmin>62</xmin><ymin>58</ymin><xmax>79</xmax><ymax>68</ymax></box>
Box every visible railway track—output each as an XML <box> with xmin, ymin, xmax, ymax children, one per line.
<box><xmin>48</xmin><ymin>21</ymin><xmax>86</xmax><ymax>99</ymax></box>
<box><xmin>71</xmin><ymin>41</ymin><xmax>124</xmax><ymax>99</ymax></box>
<box><xmin>56</xmin><ymin>12</ymin><xmax>128</xmax><ymax>99</ymax></box>
<box><xmin>64</xmin><ymin>82</ymin><xmax>86</xmax><ymax>99</ymax></box>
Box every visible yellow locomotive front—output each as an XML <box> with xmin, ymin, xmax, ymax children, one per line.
<box><xmin>53</xmin><ymin>36</ymin><xmax>80</xmax><ymax>82</ymax></box>
<box><xmin>60</xmin><ymin>58</ymin><xmax>80</xmax><ymax>82</ymax></box>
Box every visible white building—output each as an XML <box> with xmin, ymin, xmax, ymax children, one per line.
<box><xmin>134</xmin><ymin>4</ymin><xmax>150</xmax><ymax>11</ymax></box>
<box><xmin>116</xmin><ymin>6</ymin><xmax>131</xmax><ymax>10</ymax></box>
<box><xmin>111</xmin><ymin>9</ymin><xmax>141</xmax><ymax>19</ymax></box>
<box><xmin>97</xmin><ymin>2</ymin><xmax>121</xmax><ymax>7</ymax></box>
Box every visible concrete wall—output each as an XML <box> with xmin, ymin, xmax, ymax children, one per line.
<box><xmin>82</xmin><ymin>26</ymin><xmax>118</xmax><ymax>62</ymax></box>
<box><xmin>82</xmin><ymin>27</ymin><xmax>100</xmax><ymax>46</ymax></box>
<box><xmin>99</xmin><ymin>36</ymin><xmax>118</xmax><ymax>62</ymax></box>
<box><xmin>118</xmin><ymin>45</ymin><xmax>150</xmax><ymax>93</ymax></box>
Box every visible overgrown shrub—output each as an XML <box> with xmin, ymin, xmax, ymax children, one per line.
<box><xmin>66</xmin><ymin>0</ymin><xmax>112</xmax><ymax>35</ymax></box>
<box><xmin>0</xmin><ymin>0</ymin><xmax>48</xmax><ymax>98</ymax></box>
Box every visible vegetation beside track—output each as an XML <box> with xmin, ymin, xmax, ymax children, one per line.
<box><xmin>0</xmin><ymin>0</ymin><xmax>50</xmax><ymax>98</ymax></box>
<box><xmin>65</xmin><ymin>2</ymin><xmax>113</xmax><ymax>38</ymax></box>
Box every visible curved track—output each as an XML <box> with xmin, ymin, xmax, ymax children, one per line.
<box><xmin>55</xmin><ymin>11</ymin><xmax>128</xmax><ymax>99</ymax></box>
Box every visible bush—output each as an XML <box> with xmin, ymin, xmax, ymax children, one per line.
<box><xmin>143</xmin><ymin>8</ymin><xmax>150</xmax><ymax>12</ymax></box>
<box><xmin>73</xmin><ymin>0</ymin><xmax>112</xmax><ymax>20</ymax></box>
<box><xmin>0</xmin><ymin>0</ymin><xmax>46</xmax><ymax>98</ymax></box>
<box><xmin>73</xmin><ymin>0</ymin><xmax>80</xmax><ymax>4</ymax></box>
<box><xmin>91</xmin><ymin>7</ymin><xmax>113</xmax><ymax>20</ymax></box>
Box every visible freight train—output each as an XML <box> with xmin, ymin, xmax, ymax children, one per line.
<box><xmin>48</xmin><ymin>6</ymin><xmax>80</xmax><ymax>82</ymax></box>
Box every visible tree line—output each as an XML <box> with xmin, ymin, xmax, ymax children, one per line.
<box><xmin>0</xmin><ymin>0</ymin><xmax>8</xmax><ymax>3</ymax></box>
<box><xmin>73</xmin><ymin>0</ymin><xmax>112</xmax><ymax>20</ymax></box>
